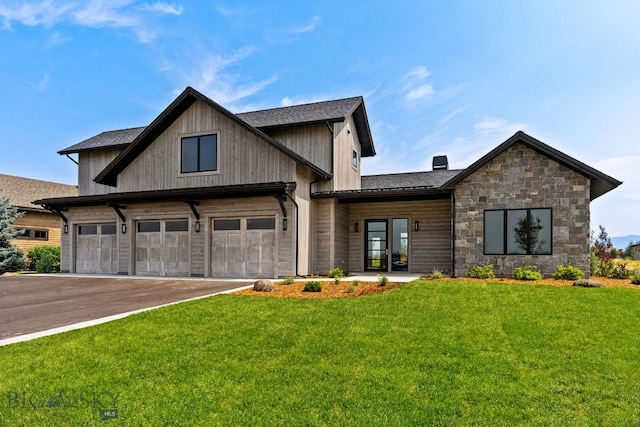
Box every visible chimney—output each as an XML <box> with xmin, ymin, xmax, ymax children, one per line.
<box><xmin>432</xmin><ymin>155</ymin><xmax>448</xmax><ymax>170</ymax></box>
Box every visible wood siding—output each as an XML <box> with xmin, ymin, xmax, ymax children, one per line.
<box><xmin>105</xmin><ymin>100</ymin><xmax>297</xmax><ymax>194</ymax></box>
<box><xmin>348</xmin><ymin>199</ymin><xmax>452</xmax><ymax>274</ymax></box>
<box><xmin>332</xmin><ymin>116</ymin><xmax>362</xmax><ymax>191</ymax></box>
<box><xmin>268</xmin><ymin>124</ymin><xmax>332</xmax><ymax>174</ymax></box>
<box><xmin>312</xmin><ymin>198</ymin><xmax>351</xmax><ymax>274</ymax></box>
<box><xmin>12</xmin><ymin>211</ymin><xmax>63</xmax><ymax>252</ymax></box>
<box><xmin>78</xmin><ymin>149</ymin><xmax>123</xmax><ymax>196</ymax></box>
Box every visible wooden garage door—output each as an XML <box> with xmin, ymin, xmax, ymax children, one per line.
<box><xmin>135</xmin><ymin>220</ymin><xmax>190</xmax><ymax>277</ymax></box>
<box><xmin>76</xmin><ymin>224</ymin><xmax>118</xmax><ymax>274</ymax></box>
<box><xmin>211</xmin><ymin>217</ymin><xmax>275</xmax><ymax>278</ymax></box>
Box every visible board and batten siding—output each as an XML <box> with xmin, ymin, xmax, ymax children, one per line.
<box><xmin>267</xmin><ymin>124</ymin><xmax>332</xmax><ymax>175</ymax></box>
<box><xmin>348</xmin><ymin>199</ymin><xmax>452</xmax><ymax>274</ymax></box>
<box><xmin>78</xmin><ymin>149</ymin><xmax>124</xmax><ymax>196</ymax></box>
<box><xmin>332</xmin><ymin>116</ymin><xmax>362</xmax><ymax>191</ymax></box>
<box><xmin>312</xmin><ymin>198</ymin><xmax>351</xmax><ymax>275</ymax></box>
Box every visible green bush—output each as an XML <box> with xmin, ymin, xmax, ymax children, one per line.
<box><xmin>0</xmin><ymin>246</ymin><xmax>25</xmax><ymax>273</ymax></box>
<box><xmin>303</xmin><ymin>281</ymin><xmax>322</xmax><ymax>292</ymax></box>
<box><xmin>610</xmin><ymin>262</ymin><xmax>631</xmax><ymax>279</ymax></box>
<box><xmin>468</xmin><ymin>264</ymin><xmax>495</xmax><ymax>279</ymax></box>
<box><xmin>328</xmin><ymin>267</ymin><xmax>344</xmax><ymax>278</ymax></box>
<box><xmin>513</xmin><ymin>264</ymin><xmax>543</xmax><ymax>281</ymax></box>
<box><xmin>630</xmin><ymin>270</ymin><xmax>640</xmax><ymax>285</ymax></box>
<box><xmin>334</xmin><ymin>277</ymin><xmax>341</xmax><ymax>285</ymax></box>
<box><xmin>352</xmin><ymin>280</ymin><xmax>360</xmax><ymax>287</ymax></box>
<box><xmin>281</xmin><ymin>276</ymin><xmax>295</xmax><ymax>285</ymax></box>
<box><xmin>431</xmin><ymin>269</ymin><xmax>443</xmax><ymax>279</ymax></box>
<box><xmin>553</xmin><ymin>263</ymin><xmax>584</xmax><ymax>281</ymax></box>
<box><xmin>26</xmin><ymin>246</ymin><xmax>60</xmax><ymax>272</ymax></box>
<box><xmin>378</xmin><ymin>275</ymin><xmax>389</xmax><ymax>287</ymax></box>
<box><xmin>347</xmin><ymin>285</ymin><xmax>355</xmax><ymax>294</ymax></box>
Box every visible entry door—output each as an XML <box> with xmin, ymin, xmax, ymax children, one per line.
<box><xmin>365</xmin><ymin>220</ymin><xmax>388</xmax><ymax>271</ymax></box>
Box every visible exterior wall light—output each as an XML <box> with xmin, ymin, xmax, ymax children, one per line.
<box><xmin>354</xmin><ymin>222</ymin><xmax>359</xmax><ymax>233</ymax></box>
<box><xmin>64</xmin><ymin>224</ymin><xmax>68</xmax><ymax>234</ymax></box>
<box><xmin>283</xmin><ymin>218</ymin><xmax>288</xmax><ymax>231</ymax></box>
<box><xmin>121</xmin><ymin>223</ymin><xmax>127</xmax><ymax>234</ymax></box>
<box><xmin>195</xmin><ymin>221</ymin><xmax>201</xmax><ymax>233</ymax></box>
<box><xmin>414</xmin><ymin>221</ymin><xmax>419</xmax><ymax>232</ymax></box>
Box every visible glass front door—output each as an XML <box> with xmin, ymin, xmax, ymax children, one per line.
<box><xmin>391</xmin><ymin>218</ymin><xmax>408</xmax><ymax>271</ymax></box>
<box><xmin>365</xmin><ymin>220</ymin><xmax>387</xmax><ymax>271</ymax></box>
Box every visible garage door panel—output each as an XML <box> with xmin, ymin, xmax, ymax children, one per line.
<box><xmin>76</xmin><ymin>227</ymin><xmax>117</xmax><ymax>274</ymax></box>
<box><xmin>135</xmin><ymin>221</ymin><xmax>190</xmax><ymax>277</ymax></box>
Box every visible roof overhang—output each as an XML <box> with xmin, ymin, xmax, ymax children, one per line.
<box><xmin>312</xmin><ymin>186</ymin><xmax>451</xmax><ymax>204</ymax></box>
<box><xmin>34</xmin><ymin>182</ymin><xmax>297</xmax><ymax>210</ymax></box>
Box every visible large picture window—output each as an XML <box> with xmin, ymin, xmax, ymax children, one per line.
<box><xmin>484</xmin><ymin>208</ymin><xmax>552</xmax><ymax>255</ymax></box>
<box><xmin>181</xmin><ymin>134</ymin><xmax>217</xmax><ymax>173</ymax></box>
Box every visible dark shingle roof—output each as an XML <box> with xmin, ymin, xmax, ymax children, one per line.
<box><xmin>0</xmin><ymin>174</ymin><xmax>77</xmax><ymax>211</ymax></box>
<box><xmin>236</xmin><ymin>97</ymin><xmax>363</xmax><ymax>128</ymax></box>
<box><xmin>58</xmin><ymin>95</ymin><xmax>374</xmax><ymax>157</ymax></box>
<box><xmin>362</xmin><ymin>170</ymin><xmax>463</xmax><ymax>190</ymax></box>
<box><xmin>59</xmin><ymin>127</ymin><xmax>146</xmax><ymax>154</ymax></box>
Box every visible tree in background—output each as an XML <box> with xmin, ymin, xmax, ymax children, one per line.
<box><xmin>0</xmin><ymin>191</ymin><xmax>25</xmax><ymax>273</ymax></box>
<box><xmin>623</xmin><ymin>240</ymin><xmax>640</xmax><ymax>260</ymax></box>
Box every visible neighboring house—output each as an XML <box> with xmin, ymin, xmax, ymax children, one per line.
<box><xmin>0</xmin><ymin>174</ymin><xmax>77</xmax><ymax>252</ymax></box>
<box><xmin>35</xmin><ymin>87</ymin><xmax>622</xmax><ymax>278</ymax></box>
<box><xmin>631</xmin><ymin>244</ymin><xmax>640</xmax><ymax>261</ymax></box>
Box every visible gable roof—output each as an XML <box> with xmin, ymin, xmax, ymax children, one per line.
<box><xmin>59</xmin><ymin>95</ymin><xmax>375</xmax><ymax>157</ymax></box>
<box><xmin>362</xmin><ymin>169</ymin><xmax>463</xmax><ymax>190</ymax></box>
<box><xmin>0</xmin><ymin>174</ymin><xmax>77</xmax><ymax>212</ymax></box>
<box><xmin>93</xmin><ymin>87</ymin><xmax>332</xmax><ymax>187</ymax></box>
<box><xmin>442</xmin><ymin>131</ymin><xmax>622</xmax><ymax>201</ymax></box>
<box><xmin>237</xmin><ymin>97</ymin><xmax>375</xmax><ymax>157</ymax></box>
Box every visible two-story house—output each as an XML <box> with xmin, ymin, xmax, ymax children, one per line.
<box><xmin>35</xmin><ymin>87</ymin><xmax>621</xmax><ymax>278</ymax></box>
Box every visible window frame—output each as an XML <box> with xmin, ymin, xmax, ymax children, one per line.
<box><xmin>180</xmin><ymin>132</ymin><xmax>219</xmax><ymax>175</ymax></box>
<box><xmin>15</xmin><ymin>228</ymin><xmax>49</xmax><ymax>241</ymax></box>
<box><xmin>483</xmin><ymin>208</ymin><xmax>553</xmax><ymax>255</ymax></box>
<box><xmin>352</xmin><ymin>149</ymin><xmax>359</xmax><ymax>170</ymax></box>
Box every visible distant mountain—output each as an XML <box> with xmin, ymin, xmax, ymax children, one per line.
<box><xmin>611</xmin><ymin>235</ymin><xmax>640</xmax><ymax>249</ymax></box>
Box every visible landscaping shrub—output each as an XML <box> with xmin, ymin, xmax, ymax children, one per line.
<box><xmin>0</xmin><ymin>246</ymin><xmax>25</xmax><ymax>273</ymax></box>
<box><xmin>630</xmin><ymin>270</ymin><xmax>640</xmax><ymax>285</ymax></box>
<box><xmin>553</xmin><ymin>263</ymin><xmax>584</xmax><ymax>281</ymax></box>
<box><xmin>352</xmin><ymin>280</ymin><xmax>360</xmax><ymax>287</ymax></box>
<box><xmin>513</xmin><ymin>264</ymin><xmax>543</xmax><ymax>281</ymax></box>
<box><xmin>378</xmin><ymin>275</ymin><xmax>389</xmax><ymax>287</ymax></box>
<box><xmin>26</xmin><ymin>246</ymin><xmax>60</xmax><ymax>272</ymax></box>
<box><xmin>334</xmin><ymin>277</ymin><xmax>341</xmax><ymax>285</ymax></box>
<box><xmin>303</xmin><ymin>281</ymin><xmax>322</xmax><ymax>292</ymax></box>
<box><xmin>347</xmin><ymin>285</ymin><xmax>355</xmax><ymax>294</ymax></box>
<box><xmin>431</xmin><ymin>268</ymin><xmax>443</xmax><ymax>279</ymax></box>
<box><xmin>328</xmin><ymin>267</ymin><xmax>344</xmax><ymax>278</ymax></box>
<box><xmin>468</xmin><ymin>264</ymin><xmax>495</xmax><ymax>279</ymax></box>
<box><xmin>281</xmin><ymin>276</ymin><xmax>295</xmax><ymax>285</ymax></box>
<box><xmin>610</xmin><ymin>262</ymin><xmax>631</xmax><ymax>279</ymax></box>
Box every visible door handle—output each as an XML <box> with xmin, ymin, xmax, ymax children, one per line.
<box><xmin>385</xmin><ymin>249</ymin><xmax>389</xmax><ymax>255</ymax></box>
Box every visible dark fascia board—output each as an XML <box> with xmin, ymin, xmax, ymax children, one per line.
<box><xmin>441</xmin><ymin>130</ymin><xmax>622</xmax><ymax>201</ymax></box>
<box><xmin>58</xmin><ymin>143</ymin><xmax>131</xmax><ymax>156</ymax></box>
<box><xmin>311</xmin><ymin>187</ymin><xmax>451</xmax><ymax>203</ymax></box>
<box><xmin>34</xmin><ymin>182</ymin><xmax>297</xmax><ymax>209</ymax></box>
<box><xmin>349</xmin><ymin>101</ymin><xmax>375</xmax><ymax>157</ymax></box>
<box><xmin>94</xmin><ymin>87</ymin><xmax>331</xmax><ymax>187</ymax></box>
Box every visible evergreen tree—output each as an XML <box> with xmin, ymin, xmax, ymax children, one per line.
<box><xmin>0</xmin><ymin>191</ymin><xmax>25</xmax><ymax>273</ymax></box>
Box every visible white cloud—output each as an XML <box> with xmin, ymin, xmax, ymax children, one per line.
<box><xmin>0</xmin><ymin>0</ymin><xmax>182</xmax><ymax>43</ymax></box>
<box><xmin>180</xmin><ymin>47</ymin><xmax>278</xmax><ymax>107</ymax></box>
<box><xmin>280</xmin><ymin>95</ymin><xmax>328</xmax><ymax>107</ymax></box>
<box><xmin>473</xmin><ymin>117</ymin><xmax>526</xmax><ymax>137</ymax></box>
<box><xmin>292</xmin><ymin>15</ymin><xmax>320</xmax><ymax>34</ymax></box>
<box><xmin>403</xmin><ymin>65</ymin><xmax>434</xmax><ymax>103</ymax></box>
<box><xmin>37</xmin><ymin>73</ymin><xmax>50</xmax><ymax>91</ymax></box>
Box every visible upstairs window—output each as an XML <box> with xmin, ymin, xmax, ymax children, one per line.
<box><xmin>352</xmin><ymin>150</ymin><xmax>358</xmax><ymax>169</ymax></box>
<box><xmin>181</xmin><ymin>134</ymin><xmax>218</xmax><ymax>173</ymax></box>
<box><xmin>484</xmin><ymin>208</ymin><xmax>552</xmax><ymax>255</ymax></box>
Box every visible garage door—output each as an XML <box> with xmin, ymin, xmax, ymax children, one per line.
<box><xmin>76</xmin><ymin>224</ymin><xmax>118</xmax><ymax>274</ymax></box>
<box><xmin>135</xmin><ymin>220</ymin><xmax>190</xmax><ymax>276</ymax></box>
<box><xmin>211</xmin><ymin>217</ymin><xmax>275</xmax><ymax>278</ymax></box>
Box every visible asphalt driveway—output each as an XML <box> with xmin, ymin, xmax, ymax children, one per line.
<box><xmin>0</xmin><ymin>275</ymin><xmax>250</xmax><ymax>341</ymax></box>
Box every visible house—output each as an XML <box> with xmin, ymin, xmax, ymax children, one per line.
<box><xmin>0</xmin><ymin>174</ymin><xmax>77</xmax><ymax>252</ymax></box>
<box><xmin>631</xmin><ymin>244</ymin><xmax>640</xmax><ymax>261</ymax></box>
<box><xmin>34</xmin><ymin>87</ymin><xmax>622</xmax><ymax>278</ymax></box>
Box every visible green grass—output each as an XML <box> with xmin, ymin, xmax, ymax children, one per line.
<box><xmin>1</xmin><ymin>280</ymin><xmax>639</xmax><ymax>426</ymax></box>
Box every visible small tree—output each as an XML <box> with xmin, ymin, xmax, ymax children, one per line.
<box><xmin>590</xmin><ymin>225</ymin><xmax>615</xmax><ymax>277</ymax></box>
<box><xmin>0</xmin><ymin>192</ymin><xmax>25</xmax><ymax>273</ymax></box>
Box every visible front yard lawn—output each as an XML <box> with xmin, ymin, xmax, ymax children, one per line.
<box><xmin>0</xmin><ymin>280</ymin><xmax>638</xmax><ymax>426</ymax></box>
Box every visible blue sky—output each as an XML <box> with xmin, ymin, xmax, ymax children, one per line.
<box><xmin>0</xmin><ymin>1</ymin><xmax>638</xmax><ymax>237</ymax></box>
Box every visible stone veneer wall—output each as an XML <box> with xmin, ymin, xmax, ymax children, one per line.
<box><xmin>454</xmin><ymin>143</ymin><xmax>591</xmax><ymax>278</ymax></box>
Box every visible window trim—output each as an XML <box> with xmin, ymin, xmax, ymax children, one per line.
<box><xmin>180</xmin><ymin>132</ymin><xmax>220</xmax><ymax>175</ymax></box>
<box><xmin>15</xmin><ymin>228</ymin><xmax>49</xmax><ymax>241</ymax></box>
<box><xmin>483</xmin><ymin>208</ymin><xmax>553</xmax><ymax>255</ymax></box>
<box><xmin>352</xmin><ymin>149</ymin><xmax>359</xmax><ymax>170</ymax></box>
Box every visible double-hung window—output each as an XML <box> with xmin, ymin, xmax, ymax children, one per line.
<box><xmin>181</xmin><ymin>134</ymin><xmax>217</xmax><ymax>173</ymax></box>
<box><xmin>484</xmin><ymin>208</ymin><xmax>552</xmax><ymax>255</ymax></box>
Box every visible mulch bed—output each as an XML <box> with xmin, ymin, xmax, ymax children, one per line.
<box><xmin>235</xmin><ymin>276</ymin><xmax>639</xmax><ymax>299</ymax></box>
<box><xmin>235</xmin><ymin>281</ymin><xmax>403</xmax><ymax>298</ymax></box>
